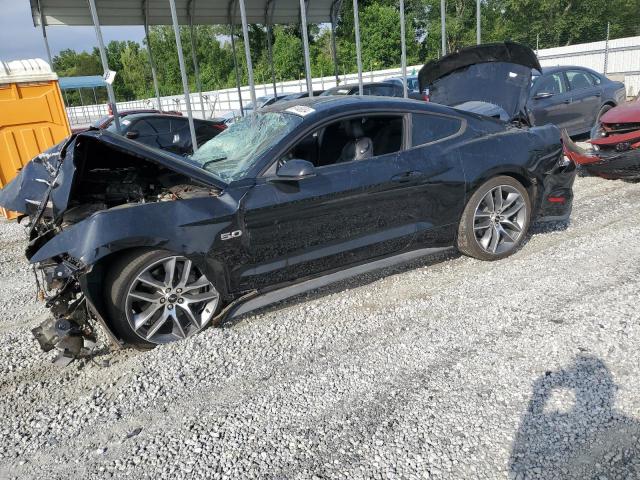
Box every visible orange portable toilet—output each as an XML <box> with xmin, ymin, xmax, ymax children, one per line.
<box><xmin>0</xmin><ymin>59</ymin><xmax>71</xmax><ymax>219</ymax></box>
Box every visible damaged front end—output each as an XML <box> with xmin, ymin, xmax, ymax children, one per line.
<box><xmin>0</xmin><ymin>130</ymin><xmax>226</xmax><ymax>364</ymax></box>
<box><xmin>562</xmin><ymin>129</ymin><xmax>640</xmax><ymax>181</ymax></box>
<box><xmin>31</xmin><ymin>258</ymin><xmax>98</xmax><ymax>366</ymax></box>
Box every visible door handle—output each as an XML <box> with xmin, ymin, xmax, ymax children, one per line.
<box><xmin>563</xmin><ymin>99</ymin><xmax>571</xmax><ymax>104</ymax></box>
<box><xmin>392</xmin><ymin>170</ymin><xmax>423</xmax><ymax>182</ymax></box>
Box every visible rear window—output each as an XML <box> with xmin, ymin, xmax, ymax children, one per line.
<box><xmin>411</xmin><ymin>113</ymin><xmax>462</xmax><ymax>146</ymax></box>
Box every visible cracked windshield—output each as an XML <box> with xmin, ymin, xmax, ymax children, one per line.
<box><xmin>190</xmin><ymin>112</ymin><xmax>302</xmax><ymax>182</ymax></box>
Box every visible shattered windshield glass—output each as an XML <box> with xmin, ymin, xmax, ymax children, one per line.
<box><xmin>190</xmin><ymin>112</ymin><xmax>301</xmax><ymax>182</ymax></box>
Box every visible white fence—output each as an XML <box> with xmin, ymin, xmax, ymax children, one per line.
<box><xmin>65</xmin><ymin>64</ymin><xmax>424</xmax><ymax>126</ymax></box>
<box><xmin>65</xmin><ymin>35</ymin><xmax>640</xmax><ymax>127</ymax></box>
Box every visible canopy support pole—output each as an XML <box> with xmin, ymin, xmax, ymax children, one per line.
<box><xmin>440</xmin><ymin>0</ymin><xmax>446</xmax><ymax>56</ymax></box>
<box><xmin>188</xmin><ymin>0</ymin><xmax>206</xmax><ymax>118</ymax></box>
<box><xmin>329</xmin><ymin>0</ymin><xmax>341</xmax><ymax>85</ymax></box>
<box><xmin>168</xmin><ymin>0</ymin><xmax>198</xmax><ymax>151</ymax></box>
<box><xmin>238</xmin><ymin>0</ymin><xmax>257</xmax><ymax>107</ymax></box>
<box><xmin>399</xmin><ymin>0</ymin><xmax>407</xmax><ymax>98</ymax></box>
<box><xmin>143</xmin><ymin>0</ymin><xmax>163</xmax><ymax>111</ymax></box>
<box><xmin>352</xmin><ymin>0</ymin><xmax>363</xmax><ymax>95</ymax></box>
<box><xmin>228</xmin><ymin>1</ymin><xmax>244</xmax><ymax>116</ymax></box>
<box><xmin>37</xmin><ymin>0</ymin><xmax>52</xmax><ymax>66</ymax></box>
<box><xmin>299</xmin><ymin>0</ymin><xmax>313</xmax><ymax>96</ymax></box>
<box><xmin>265</xmin><ymin>0</ymin><xmax>278</xmax><ymax>98</ymax></box>
<box><xmin>87</xmin><ymin>0</ymin><xmax>121</xmax><ymax>133</ymax></box>
<box><xmin>476</xmin><ymin>0</ymin><xmax>481</xmax><ymax>44</ymax></box>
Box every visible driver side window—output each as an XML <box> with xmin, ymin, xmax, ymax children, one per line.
<box><xmin>534</xmin><ymin>73</ymin><xmax>567</xmax><ymax>95</ymax></box>
<box><xmin>276</xmin><ymin>115</ymin><xmax>404</xmax><ymax>171</ymax></box>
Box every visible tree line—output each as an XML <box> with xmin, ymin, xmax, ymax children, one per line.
<box><xmin>53</xmin><ymin>0</ymin><xmax>640</xmax><ymax>106</ymax></box>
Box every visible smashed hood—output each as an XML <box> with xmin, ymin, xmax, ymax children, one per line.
<box><xmin>419</xmin><ymin>42</ymin><xmax>541</xmax><ymax>122</ymax></box>
<box><xmin>600</xmin><ymin>99</ymin><xmax>640</xmax><ymax>124</ymax></box>
<box><xmin>0</xmin><ymin>130</ymin><xmax>225</xmax><ymax>220</ymax></box>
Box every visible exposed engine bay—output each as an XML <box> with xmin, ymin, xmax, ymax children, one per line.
<box><xmin>9</xmin><ymin>133</ymin><xmax>222</xmax><ymax>365</ymax></box>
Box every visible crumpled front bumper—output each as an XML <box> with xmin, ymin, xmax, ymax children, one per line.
<box><xmin>30</xmin><ymin>259</ymin><xmax>100</xmax><ymax>366</ymax></box>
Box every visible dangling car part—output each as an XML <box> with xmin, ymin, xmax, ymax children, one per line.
<box><xmin>0</xmin><ymin>94</ymin><xmax>576</xmax><ymax>363</ymax></box>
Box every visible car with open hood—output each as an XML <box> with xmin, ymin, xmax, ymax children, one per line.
<box><xmin>419</xmin><ymin>42</ymin><xmax>625</xmax><ymax>136</ymax></box>
<box><xmin>0</xmin><ymin>95</ymin><xmax>576</xmax><ymax>364</ymax></box>
<box><xmin>419</xmin><ymin>41</ymin><xmax>541</xmax><ymax>125</ymax></box>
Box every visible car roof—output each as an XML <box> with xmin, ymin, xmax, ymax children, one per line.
<box><xmin>261</xmin><ymin>95</ymin><xmax>466</xmax><ymax>117</ymax></box>
<box><xmin>539</xmin><ymin>65</ymin><xmax>600</xmax><ymax>75</ymax></box>
<box><xmin>119</xmin><ymin>113</ymin><xmax>184</xmax><ymax>122</ymax></box>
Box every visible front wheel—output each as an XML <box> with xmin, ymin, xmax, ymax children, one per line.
<box><xmin>457</xmin><ymin>176</ymin><xmax>531</xmax><ymax>261</ymax></box>
<box><xmin>104</xmin><ymin>250</ymin><xmax>221</xmax><ymax>347</ymax></box>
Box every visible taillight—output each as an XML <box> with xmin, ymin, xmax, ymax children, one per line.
<box><xmin>547</xmin><ymin>196</ymin><xmax>566</xmax><ymax>203</ymax></box>
<box><xmin>422</xmin><ymin>94</ymin><xmax>430</xmax><ymax>102</ymax></box>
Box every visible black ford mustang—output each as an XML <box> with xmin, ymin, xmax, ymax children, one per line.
<box><xmin>0</xmin><ymin>46</ymin><xmax>575</xmax><ymax>360</ymax></box>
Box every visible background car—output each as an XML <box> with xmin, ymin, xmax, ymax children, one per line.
<box><xmin>1</xmin><ymin>94</ymin><xmax>575</xmax><ymax>354</ymax></box>
<box><xmin>91</xmin><ymin>109</ymin><xmax>182</xmax><ymax>130</ymax></box>
<box><xmin>106</xmin><ymin>113</ymin><xmax>226</xmax><ymax>155</ymax></box>
<box><xmin>276</xmin><ymin>90</ymin><xmax>325</xmax><ymax>102</ymax></box>
<box><xmin>383</xmin><ymin>75</ymin><xmax>430</xmax><ymax>101</ymax></box>
<box><xmin>221</xmin><ymin>94</ymin><xmax>286</xmax><ymax>125</ymax></box>
<box><xmin>528</xmin><ymin>66</ymin><xmax>626</xmax><ymax>136</ymax></box>
<box><xmin>320</xmin><ymin>82</ymin><xmax>424</xmax><ymax>100</ymax></box>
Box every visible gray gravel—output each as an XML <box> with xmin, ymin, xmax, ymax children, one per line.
<box><xmin>0</xmin><ymin>176</ymin><xmax>639</xmax><ymax>479</ymax></box>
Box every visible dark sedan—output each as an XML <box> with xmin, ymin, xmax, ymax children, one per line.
<box><xmin>0</xmin><ymin>93</ymin><xmax>575</xmax><ymax>359</ymax></box>
<box><xmin>321</xmin><ymin>82</ymin><xmax>424</xmax><ymax>101</ymax></box>
<box><xmin>528</xmin><ymin>66</ymin><xmax>626</xmax><ymax>136</ymax></box>
<box><xmin>106</xmin><ymin>113</ymin><xmax>226</xmax><ymax>155</ymax></box>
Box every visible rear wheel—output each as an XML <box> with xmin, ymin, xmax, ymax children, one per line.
<box><xmin>457</xmin><ymin>176</ymin><xmax>531</xmax><ymax>261</ymax></box>
<box><xmin>104</xmin><ymin>250</ymin><xmax>221</xmax><ymax>347</ymax></box>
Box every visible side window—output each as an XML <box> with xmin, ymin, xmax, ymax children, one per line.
<box><xmin>534</xmin><ymin>73</ymin><xmax>566</xmax><ymax>95</ymax></box>
<box><xmin>365</xmin><ymin>85</ymin><xmax>394</xmax><ymax>97</ymax></box>
<box><xmin>131</xmin><ymin>119</ymin><xmax>156</xmax><ymax>136</ymax></box>
<box><xmin>275</xmin><ymin>115</ymin><xmax>404</xmax><ymax>170</ymax></box>
<box><xmin>566</xmin><ymin>70</ymin><xmax>594</xmax><ymax>90</ymax></box>
<box><xmin>587</xmin><ymin>72</ymin><xmax>602</xmax><ymax>86</ymax></box>
<box><xmin>411</xmin><ymin>113</ymin><xmax>461</xmax><ymax>146</ymax></box>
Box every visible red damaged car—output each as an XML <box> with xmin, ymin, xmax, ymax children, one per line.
<box><xmin>563</xmin><ymin>95</ymin><xmax>640</xmax><ymax>180</ymax></box>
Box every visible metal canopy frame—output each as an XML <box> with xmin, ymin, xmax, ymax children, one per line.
<box><xmin>31</xmin><ymin>0</ymin><xmax>425</xmax><ymax>145</ymax></box>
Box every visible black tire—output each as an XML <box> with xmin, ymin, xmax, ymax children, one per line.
<box><xmin>457</xmin><ymin>176</ymin><xmax>531</xmax><ymax>261</ymax></box>
<box><xmin>104</xmin><ymin>249</ymin><xmax>221</xmax><ymax>348</ymax></box>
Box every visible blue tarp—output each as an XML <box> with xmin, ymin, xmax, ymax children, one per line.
<box><xmin>58</xmin><ymin>75</ymin><xmax>106</xmax><ymax>90</ymax></box>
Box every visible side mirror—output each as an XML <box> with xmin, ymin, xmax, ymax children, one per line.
<box><xmin>125</xmin><ymin>130</ymin><xmax>140</xmax><ymax>139</ymax></box>
<box><xmin>533</xmin><ymin>92</ymin><xmax>554</xmax><ymax>100</ymax></box>
<box><xmin>274</xmin><ymin>159</ymin><xmax>316</xmax><ymax>181</ymax></box>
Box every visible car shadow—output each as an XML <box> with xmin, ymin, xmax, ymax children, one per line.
<box><xmin>509</xmin><ymin>355</ymin><xmax>640</xmax><ymax>479</ymax></box>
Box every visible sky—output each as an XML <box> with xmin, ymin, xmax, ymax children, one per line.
<box><xmin>0</xmin><ymin>0</ymin><xmax>145</xmax><ymax>63</ymax></box>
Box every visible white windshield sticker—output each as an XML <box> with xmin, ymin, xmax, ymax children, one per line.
<box><xmin>509</xmin><ymin>72</ymin><xmax>518</xmax><ymax>78</ymax></box>
<box><xmin>285</xmin><ymin>105</ymin><xmax>315</xmax><ymax>116</ymax></box>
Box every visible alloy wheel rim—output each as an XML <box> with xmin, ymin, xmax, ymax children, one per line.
<box><xmin>125</xmin><ymin>256</ymin><xmax>219</xmax><ymax>344</ymax></box>
<box><xmin>473</xmin><ymin>185</ymin><xmax>527</xmax><ymax>255</ymax></box>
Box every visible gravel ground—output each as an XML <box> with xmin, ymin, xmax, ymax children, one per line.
<box><xmin>0</xmin><ymin>176</ymin><xmax>639</xmax><ymax>480</ymax></box>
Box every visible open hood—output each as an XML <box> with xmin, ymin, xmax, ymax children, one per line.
<box><xmin>0</xmin><ymin>130</ymin><xmax>226</xmax><ymax>220</ymax></box>
<box><xmin>419</xmin><ymin>42</ymin><xmax>542</xmax><ymax>122</ymax></box>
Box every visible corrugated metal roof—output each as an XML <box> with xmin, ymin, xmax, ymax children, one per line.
<box><xmin>59</xmin><ymin>75</ymin><xmax>107</xmax><ymax>90</ymax></box>
<box><xmin>30</xmin><ymin>0</ymin><xmax>337</xmax><ymax>26</ymax></box>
